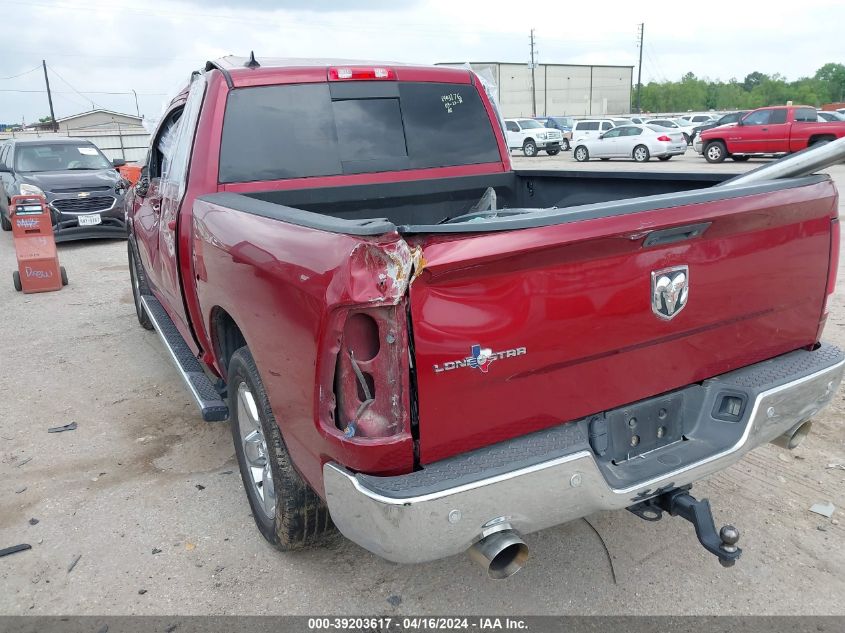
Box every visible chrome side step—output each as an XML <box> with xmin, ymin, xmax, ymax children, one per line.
<box><xmin>140</xmin><ymin>295</ymin><xmax>228</xmax><ymax>422</ymax></box>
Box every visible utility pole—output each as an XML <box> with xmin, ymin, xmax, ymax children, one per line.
<box><xmin>529</xmin><ymin>28</ymin><xmax>537</xmax><ymax>117</ymax></box>
<box><xmin>42</xmin><ymin>60</ymin><xmax>57</xmax><ymax>132</ymax></box>
<box><xmin>635</xmin><ymin>23</ymin><xmax>644</xmax><ymax>113</ymax></box>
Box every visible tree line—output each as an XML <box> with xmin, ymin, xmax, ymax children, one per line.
<box><xmin>636</xmin><ymin>63</ymin><xmax>845</xmax><ymax>113</ymax></box>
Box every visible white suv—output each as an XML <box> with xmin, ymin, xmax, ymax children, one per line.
<box><xmin>504</xmin><ymin>118</ymin><xmax>563</xmax><ymax>157</ymax></box>
<box><xmin>571</xmin><ymin>119</ymin><xmax>616</xmax><ymax>142</ymax></box>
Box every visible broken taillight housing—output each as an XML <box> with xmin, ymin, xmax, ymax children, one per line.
<box><xmin>329</xmin><ymin>305</ymin><xmax>409</xmax><ymax>439</ymax></box>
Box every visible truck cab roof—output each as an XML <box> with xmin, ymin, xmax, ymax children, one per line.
<box><xmin>204</xmin><ymin>56</ymin><xmax>474</xmax><ymax>88</ymax></box>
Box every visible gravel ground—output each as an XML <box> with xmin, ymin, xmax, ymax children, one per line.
<box><xmin>1</xmin><ymin>152</ymin><xmax>844</xmax><ymax>615</ymax></box>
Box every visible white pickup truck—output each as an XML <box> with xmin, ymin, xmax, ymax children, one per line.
<box><xmin>504</xmin><ymin>118</ymin><xmax>563</xmax><ymax>156</ymax></box>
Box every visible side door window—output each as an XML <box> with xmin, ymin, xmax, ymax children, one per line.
<box><xmin>161</xmin><ymin>75</ymin><xmax>206</xmax><ymax>204</ymax></box>
<box><xmin>743</xmin><ymin>110</ymin><xmax>771</xmax><ymax>126</ymax></box>
<box><xmin>156</xmin><ymin>73</ymin><xmax>207</xmax><ymax>311</ymax></box>
<box><xmin>768</xmin><ymin>109</ymin><xmax>788</xmax><ymax>124</ymax></box>
<box><xmin>601</xmin><ymin>121</ymin><xmax>613</xmax><ymax>131</ymax></box>
<box><xmin>506</xmin><ymin>121</ymin><xmax>520</xmax><ymax>132</ymax></box>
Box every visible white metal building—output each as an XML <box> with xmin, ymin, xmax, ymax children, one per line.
<box><xmin>438</xmin><ymin>62</ymin><xmax>634</xmax><ymax>118</ymax></box>
<box><xmin>1</xmin><ymin>109</ymin><xmax>150</xmax><ymax>162</ymax></box>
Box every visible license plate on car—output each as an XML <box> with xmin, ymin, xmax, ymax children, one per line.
<box><xmin>78</xmin><ymin>214</ymin><xmax>101</xmax><ymax>227</ymax></box>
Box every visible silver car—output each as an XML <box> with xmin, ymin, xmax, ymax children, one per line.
<box><xmin>573</xmin><ymin>124</ymin><xmax>687</xmax><ymax>162</ymax></box>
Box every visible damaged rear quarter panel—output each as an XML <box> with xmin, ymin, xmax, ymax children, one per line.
<box><xmin>193</xmin><ymin>198</ymin><xmax>416</xmax><ymax>495</ymax></box>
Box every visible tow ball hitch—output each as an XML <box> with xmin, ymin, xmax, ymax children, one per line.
<box><xmin>627</xmin><ymin>486</ymin><xmax>742</xmax><ymax>567</ymax></box>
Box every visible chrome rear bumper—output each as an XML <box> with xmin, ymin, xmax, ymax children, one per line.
<box><xmin>324</xmin><ymin>345</ymin><xmax>844</xmax><ymax>563</ymax></box>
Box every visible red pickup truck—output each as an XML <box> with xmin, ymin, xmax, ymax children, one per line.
<box><xmin>126</xmin><ymin>57</ymin><xmax>844</xmax><ymax>578</ymax></box>
<box><xmin>697</xmin><ymin>105</ymin><xmax>845</xmax><ymax>162</ymax></box>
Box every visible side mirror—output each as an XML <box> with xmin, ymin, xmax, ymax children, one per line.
<box><xmin>112</xmin><ymin>158</ymin><xmax>127</xmax><ymax>168</ymax></box>
<box><xmin>135</xmin><ymin>177</ymin><xmax>149</xmax><ymax>198</ymax></box>
<box><xmin>736</xmin><ymin>118</ymin><xmax>744</xmax><ymax>126</ymax></box>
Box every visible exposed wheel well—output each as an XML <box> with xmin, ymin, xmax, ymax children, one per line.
<box><xmin>210</xmin><ymin>307</ymin><xmax>247</xmax><ymax>378</ymax></box>
<box><xmin>808</xmin><ymin>135</ymin><xmax>835</xmax><ymax>146</ymax></box>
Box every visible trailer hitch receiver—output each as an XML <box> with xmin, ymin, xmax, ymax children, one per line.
<box><xmin>628</xmin><ymin>486</ymin><xmax>742</xmax><ymax>567</ymax></box>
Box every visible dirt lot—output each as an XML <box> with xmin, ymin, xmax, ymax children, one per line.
<box><xmin>1</xmin><ymin>153</ymin><xmax>844</xmax><ymax>615</ymax></box>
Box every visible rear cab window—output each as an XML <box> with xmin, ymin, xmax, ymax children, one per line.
<box><xmin>219</xmin><ymin>81</ymin><xmax>501</xmax><ymax>183</ymax></box>
<box><xmin>794</xmin><ymin>107</ymin><xmax>818</xmax><ymax>123</ymax></box>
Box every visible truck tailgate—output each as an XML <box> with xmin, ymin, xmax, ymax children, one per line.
<box><xmin>408</xmin><ymin>178</ymin><xmax>838</xmax><ymax>463</ymax></box>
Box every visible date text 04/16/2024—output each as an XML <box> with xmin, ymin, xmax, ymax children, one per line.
<box><xmin>307</xmin><ymin>617</ymin><xmax>529</xmax><ymax>630</ymax></box>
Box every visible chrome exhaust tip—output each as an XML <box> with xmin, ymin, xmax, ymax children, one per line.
<box><xmin>467</xmin><ymin>530</ymin><xmax>529</xmax><ymax>579</ymax></box>
<box><xmin>771</xmin><ymin>420</ymin><xmax>813</xmax><ymax>450</ymax></box>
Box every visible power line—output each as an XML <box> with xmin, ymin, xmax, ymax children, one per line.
<box><xmin>46</xmin><ymin>64</ymin><xmax>100</xmax><ymax>109</ymax></box>
<box><xmin>0</xmin><ymin>65</ymin><xmax>41</xmax><ymax>81</ymax></box>
<box><xmin>0</xmin><ymin>89</ymin><xmax>166</xmax><ymax>95</ymax></box>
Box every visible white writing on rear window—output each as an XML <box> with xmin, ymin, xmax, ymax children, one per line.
<box><xmin>441</xmin><ymin>93</ymin><xmax>463</xmax><ymax>113</ymax></box>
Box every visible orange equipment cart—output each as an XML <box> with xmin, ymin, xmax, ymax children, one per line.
<box><xmin>10</xmin><ymin>194</ymin><xmax>68</xmax><ymax>293</ymax></box>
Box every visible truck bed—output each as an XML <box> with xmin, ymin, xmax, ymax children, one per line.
<box><xmin>206</xmin><ymin>170</ymin><xmax>733</xmax><ymax>234</ymax></box>
<box><xmin>193</xmin><ymin>170</ymin><xmax>838</xmax><ymax>466</ymax></box>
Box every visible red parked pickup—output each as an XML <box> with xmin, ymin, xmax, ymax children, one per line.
<box><xmin>126</xmin><ymin>57</ymin><xmax>844</xmax><ymax>578</ymax></box>
<box><xmin>697</xmin><ymin>105</ymin><xmax>845</xmax><ymax>162</ymax></box>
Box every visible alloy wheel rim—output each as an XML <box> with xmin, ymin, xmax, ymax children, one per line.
<box><xmin>237</xmin><ymin>382</ymin><xmax>276</xmax><ymax>519</ymax></box>
<box><xmin>635</xmin><ymin>148</ymin><xmax>646</xmax><ymax>161</ymax></box>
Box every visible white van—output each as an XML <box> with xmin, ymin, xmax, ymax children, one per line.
<box><xmin>571</xmin><ymin>119</ymin><xmax>615</xmax><ymax>142</ymax></box>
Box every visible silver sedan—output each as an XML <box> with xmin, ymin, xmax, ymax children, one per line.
<box><xmin>573</xmin><ymin>125</ymin><xmax>688</xmax><ymax>163</ymax></box>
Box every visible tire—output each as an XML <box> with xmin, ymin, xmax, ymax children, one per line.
<box><xmin>574</xmin><ymin>146</ymin><xmax>589</xmax><ymax>162</ymax></box>
<box><xmin>682</xmin><ymin>133</ymin><xmax>690</xmax><ymax>145</ymax></box>
<box><xmin>228</xmin><ymin>346</ymin><xmax>334</xmax><ymax>550</ymax></box>
<box><xmin>546</xmin><ymin>148</ymin><xmax>560</xmax><ymax>156</ymax></box>
<box><xmin>127</xmin><ymin>241</ymin><xmax>153</xmax><ymax>330</ymax></box>
<box><xmin>562</xmin><ymin>139</ymin><xmax>571</xmax><ymax>151</ymax></box>
<box><xmin>704</xmin><ymin>141</ymin><xmax>727</xmax><ymax>163</ymax></box>
<box><xmin>0</xmin><ymin>199</ymin><xmax>11</xmax><ymax>231</ymax></box>
<box><xmin>633</xmin><ymin>145</ymin><xmax>650</xmax><ymax>163</ymax></box>
<box><xmin>522</xmin><ymin>139</ymin><xmax>538</xmax><ymax>157</ymax></box>
<box><xmin>12</xmin><ymin>271</ymin><xmax>21</xmax><ymax>292</ymax></box>
<box><xmin>658</xmin><ymin>156</ymin><xmax>672</xmax><ymax>161</ymax></box>
<box><xmin>731</xmin><ymin>155</ymin><xmax>750</xmax><ymax>162</ymax></box>
<box><xmin>60</xmin><ymin>266</ymin><xmax>68</xmax><ymax>286</ymax></box>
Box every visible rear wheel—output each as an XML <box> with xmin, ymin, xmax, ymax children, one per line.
<box><xmin>574</xmin><ymin>146</ymin><xmax>589</xmax><ymax>162</ymax></box>
<box><xmin>731</xmin><ymin>155</ymin><xmax>750</xmax><ymax>162</ymax></box>
<box><xmin>682</xmin><ymin>133</ymin><xmax>690</xmax><ymax>145</ymax></box>
<box><xmin>546</xmin><ymin>148</ymin><xmax>560</xmax><ymax>156</ymax></box>
<box><xmin>704</xmin><ymin>141</ymin><xmax>727</xmax><ymax>163</ymax></box>
<box><xmin>12</xmin><ymin>271</ymin><xmax>21</xmax><ymax>291</ymax></box>
<box><xmin>561</xmin><ymin>139</ymin><xmax>571</xmax><ymax>151</ymax></box>
<box><xmin>809</xmin><ymin>136</ymin><xmax>834</xmax><ymax>148</ymax></box>
<box><xmin>229</xmin><ymin>347</ymin><xmax>335</xmax><ymax>549</ymax></box>
<box><xmin>128</xmin><ymin>241</ymin><xmax>153</xmax><ymax>330</ymax></box>
<box><xmin>522</xmin><ymin>140</ymin><xmax>538</xmax><ymax>157</ymax></box>
<box><xmin>633</xmin><ymin>145</ymin><xmax>650</xmax><ymax>163</ymax></box>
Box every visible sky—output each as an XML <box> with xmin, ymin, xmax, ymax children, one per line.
<box><xmin>1</xmin><ymin>0</ymin><xmax>843</xmax><ymax>124</ymax></box>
